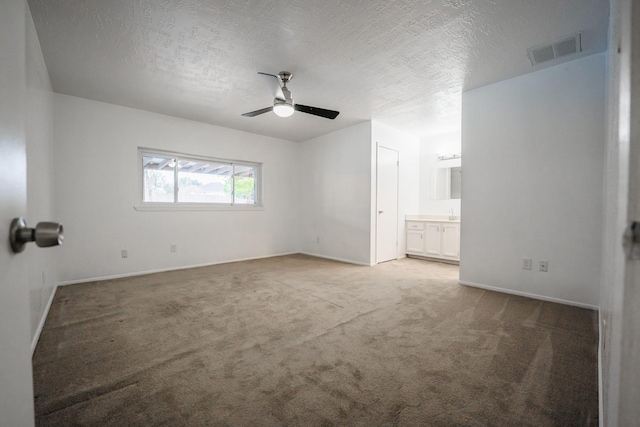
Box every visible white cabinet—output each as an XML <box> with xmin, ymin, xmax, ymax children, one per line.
<box><xmin>441</xmin><ymin>223</ymin><xmax>460</xmax><ymax>259</ymax></box>
<box><xmin>405</xmin><ymin>220</ymin><xmax>460</xmax><ymax>262</ymax></box>
<box><xmin>406</xmin><ymin>222</ymin><xmax>425</xmax><ymax>253</ymax></box>
<box><xmin>424</xmin><ymin>223</ymin><xmax>442</xmax><ymax>256</ymax></box>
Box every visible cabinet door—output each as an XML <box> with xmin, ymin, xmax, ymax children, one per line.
<box><xmin>424</xmin><ymin>223</ymin><xmax>442</xmax><ymax>256</ymax></box>
<box><xmin>406</xmin><ymin>230</ymin><xmax>424</xmax><ymax>254</ymax></box>
<box><xmin>441</xmin><ymin>223</ymin><xmax>460</xmax><ymax>260</ymax></box>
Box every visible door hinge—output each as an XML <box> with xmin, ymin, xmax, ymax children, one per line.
<box><xmin>623</xmin><ymin>221</ymin><xmax>640</xmax><ymax>260</ymax></box>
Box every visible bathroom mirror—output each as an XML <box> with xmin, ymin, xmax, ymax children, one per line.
<box><xmin>431</xmin><ymin>166</ymin><xmax>461</xmax><ymax>200</ymax></box>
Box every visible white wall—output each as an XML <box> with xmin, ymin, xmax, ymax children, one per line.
<box><xmin>460</xmin><ymin>53</ymin><xmax>606</xmax><ymax>308</ymax></box>
<box><xmin>53</xmin><ymin>94</ymin><xmax>300</xmax><ymax>284</ymax></box>
<box><xmin>26</xmin><ymin>6</ymin><xmax>57</xmax><ymax>350</ymax></box>
<box><xmin>371</xmin><ymin>121</ymin><xmax>420</xmax><ymax>262</ymax></box>
<box><xmin>419</xmin><ymin>131</ymin><xmax>462</xmax><ymax>216</ymax></box>
<box><xmin>298</xmin><ymin>122</ymin><xmax>373</xmax><ymax>265</ymax></box>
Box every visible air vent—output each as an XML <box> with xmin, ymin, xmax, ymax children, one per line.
<box><xmin>527</xmin><ymin>33</ymin><xmax>582</xmax><ymax>66</ymax></box>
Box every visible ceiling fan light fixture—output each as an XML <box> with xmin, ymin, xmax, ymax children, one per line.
<box><xmin>273</xmin><ymin>99</ymin><xmax>294</xmax><ymax>117</ymax></box>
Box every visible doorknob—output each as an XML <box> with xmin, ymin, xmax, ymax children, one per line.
<box><xmin>9</xmin><ymin>217</ymin><xmax>64</xmax><ymax>253</ymax></box>
<box><xmin>378</xmin><ymin>210</ymin><xmax>383</xmax><ymax>214</ymax></box>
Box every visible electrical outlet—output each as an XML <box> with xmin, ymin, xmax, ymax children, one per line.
<box><xmin>170</xmin><ymin>243</ymin><xmax>177</xmax><ymax>253</ymax></box>
<box><xmin>522</xmin><ymin>257</ymin><xmax>532</xmax><ymax>270</ymax></box>
<box><xmin>539</xmin><ymin>260</ymin><xmax>548</xmax><ymax>272</ymax></box>
<box><xmin>121</xmin><ymin>250</ymin><xmax>128</xmax><ymax>259</ymax></box>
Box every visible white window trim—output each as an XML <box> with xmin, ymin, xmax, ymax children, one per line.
<box><xmin>135</xmin><ymin>148</ymin><xmax>264</xmax><ymax>211</ymax></box>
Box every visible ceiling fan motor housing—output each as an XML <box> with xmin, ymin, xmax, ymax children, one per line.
<box><xmin>273</xmin><ymin>85</ymin><xmax>294</xmax><ymax>117</ymax></box>
<box><xmin>274</xmin><ymin>97</ymin><xmax>293</xmax><ymax>108</ymax></box>
<box><xmin>280</xmin><ymin>86</ymin><xmax>293</xmax><ymax>103</ymax></box>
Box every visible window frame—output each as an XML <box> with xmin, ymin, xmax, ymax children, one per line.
<box><xmin>135</xmin><ymin>148</ymin><xmax>263</xmax><ymax>211</ymax></box>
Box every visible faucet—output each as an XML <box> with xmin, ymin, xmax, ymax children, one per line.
<box><xmin>449</xmin><ymin>208</ymin><xmax>456</xmax><ymax>220</ymax></box>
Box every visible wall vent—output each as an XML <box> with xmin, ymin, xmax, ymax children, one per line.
<box><xmin>527</xmin><ymin>33</ymin><xmax>582</xmax><ymax>66</ymax></box>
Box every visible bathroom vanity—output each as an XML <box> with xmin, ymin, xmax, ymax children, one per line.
<box><xmin>405</xmin><ymin>216</ymin><xmax>460</xmax><ymax>263</ymax></box>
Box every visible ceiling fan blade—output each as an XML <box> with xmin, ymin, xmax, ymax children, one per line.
<box><xmin>257</xmin><ymin>72</ymin><xmax>285</xmax><ymax>100</ymax></box>
<box><xmin>294</xmin><ymin>104</ymin><xmax>340</xmax><ymax>120</ymax></box>
<box><xmin>242</xmin><ymin>106</ymin><xmax>273</xmax><ymax>117</ymax></box>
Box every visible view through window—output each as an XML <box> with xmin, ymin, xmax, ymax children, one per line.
<box><xmin>141</xmin><ymin>150</ymin><xmax>260</xmax><ymax>206</ymax></box>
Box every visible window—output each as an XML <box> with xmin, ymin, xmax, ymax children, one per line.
<box><xmin>139</xmin><ymin>149</ymin><xmax>261</xmax><ymax>209</ymax></box>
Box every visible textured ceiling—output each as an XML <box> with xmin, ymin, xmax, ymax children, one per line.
<box><xmin>28</xmin><ymin>0</ymin><xmax>609</xmax><ymax>142</ymax></box>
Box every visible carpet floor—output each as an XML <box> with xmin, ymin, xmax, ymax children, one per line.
<box><xmin>32</xmin><ymin>254</ymin><xmax>598</xmax><ymax>426</ymax></box>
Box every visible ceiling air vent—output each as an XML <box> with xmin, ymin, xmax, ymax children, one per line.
<box><xmin>527</xmin><ymin>33</ymin><xmax>582</xmax><ymax>66</ymax></box>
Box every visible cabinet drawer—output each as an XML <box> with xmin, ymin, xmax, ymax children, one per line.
<box><xmin>407</xmin><ymin>221</ymin><xmax>424</xmax><ymax>230</ymax></box>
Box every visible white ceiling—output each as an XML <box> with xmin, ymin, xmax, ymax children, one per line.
<box><xmin>28</xmin><ymin>0</ymin><xmax>609</xmax><ymax>142</ymax></box>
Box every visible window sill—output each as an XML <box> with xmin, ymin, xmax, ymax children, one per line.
<box><xmin>134</xmin><ymin>203</ymin><xmax>264</xmax><ymax>212</ymax></box>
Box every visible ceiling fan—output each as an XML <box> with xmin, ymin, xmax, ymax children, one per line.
<box><xmin>242</xmin><ymin>71</ymin><xmax>340</xmax><ymax>120</ymax></box>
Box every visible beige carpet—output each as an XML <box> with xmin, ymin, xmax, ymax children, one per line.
<box><xmin>33</xmin><ymin>254</ymin><xmax>598</xmax><ymax>426</ymax></box>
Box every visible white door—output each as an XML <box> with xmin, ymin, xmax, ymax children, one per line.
<box><xmin>618</xmin><ymin>0</ymin><xmax>640</xmax><ymax>422</ymax></box>
<box><xmin>441</xmin><ymin>223</ymin><xmax>460</xmax><ymax>259</ymax></box>
<box><xmin>376</xmin><ymin>146</ymin><xmax>399</xmax><ymax>263</ymax></box>
<box><xmin>424</xmin><ymin>223</ymin><xmax>442</xmax><ymax>256</ymax></box>
<box><xmin>0</xmin><ymin>1</ymin><xmax>35</xmax><ymax>425</ymax></box>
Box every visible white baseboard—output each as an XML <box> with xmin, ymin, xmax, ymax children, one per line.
<box><xmin>458</xmin><ymin>280</ymin><xmax>598</xmax><ymax>310</ymax></box>
<box><xmin>31</xmin><ymin>284</ymin><xmax>57</xmax><ymax>355</ymax></box>
<box><xmin>298</xmin><ymin>252</ymin><xmax>371</xmax><ymax>266</ymax></box>
<box><xmin>58</xmin><ymin>252</ymin><xmax>300</xmax><ymax>286</ymax></box>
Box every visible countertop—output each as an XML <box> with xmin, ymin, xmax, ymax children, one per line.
<box><xmin>405</xmin><ymin>215</ymin><xmax>460</xmax><ymax>223</ymax></box>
